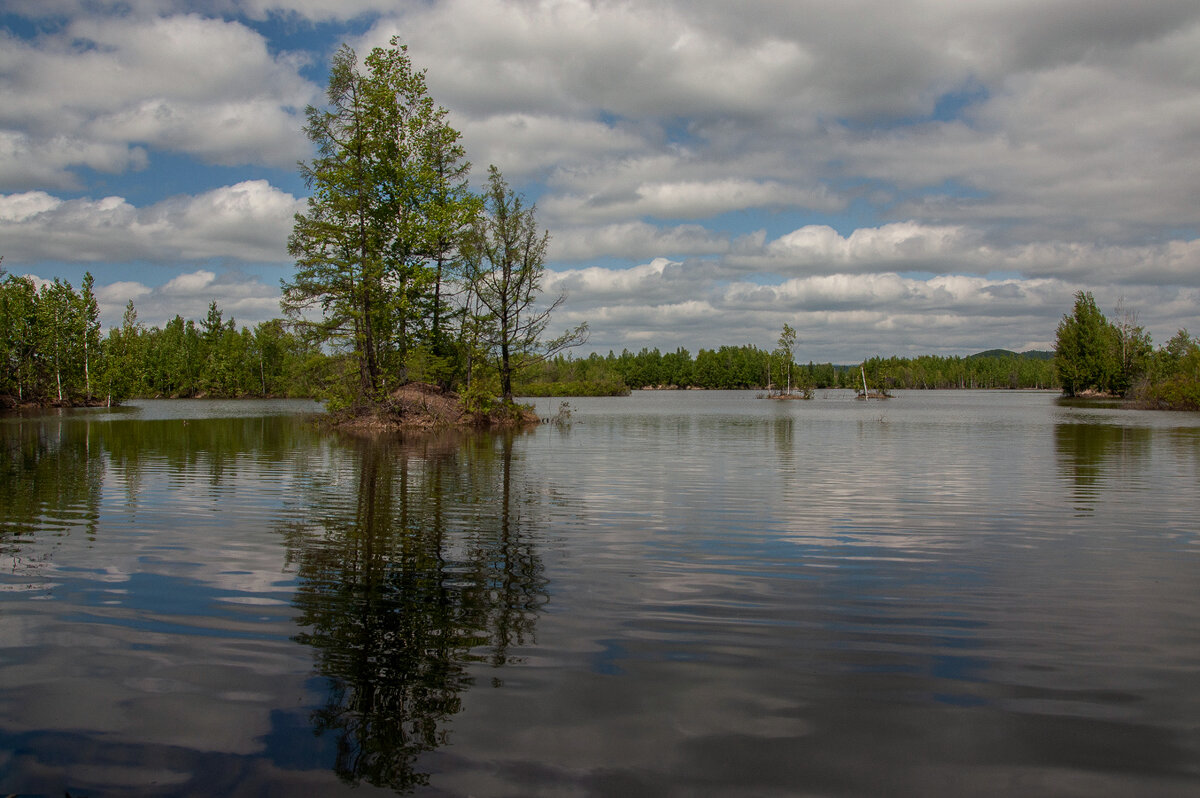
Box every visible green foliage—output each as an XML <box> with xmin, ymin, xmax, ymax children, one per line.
<box><xmin>276</xmin><ymin>41</ymin><xmax>585</xmax><ymax>408</ymax></box>
<box><xmin>461</xmin><ymin>364</ymin><xmax>500</xmax><ymax>414</ymax></box>
<box><xmin>1050</xmin><ymin>294</ymin><xmax>1198</xmax><ymax>410</ymax></box>
<box><xmin>1054</xmin><ymin>291</ymin><xmax>1118</xmax><ymax>395</ymax></box>
<box><xmin>1135</xmin><ymin>329</ymin><xmax>1200</xmax><ymax>410</ymax></box>
<box><xmin>1142</xmin><ymin>377</ymin><xmax>1200</xmax><ymax>411</ymax></box>
<box><xmin>99</xmin><ymin>301</ymin><xmax>143</xmax><ymax>404</ymax></box>
<box><xmin>283</xmin><ymin>38</ymin><xmax>479</xmax><ymax>405</ymax></box>
<box><xmin>1053</xmin><ymin>291</ymin><xmax>1149</xmax><ymax>396</ymax></box>
<box><xmin>314</xmin><ymin>356</ymin><xmax>358</xmax><ymax>412</ymax></box>
<box><xmin>0</xmin><ymin>273</ymin><xmax>109</xmax><ymax>404</ymax></box>
<box><xmin>403</xmin><ymin>343</ymin><xmax>459</xmax><ymax>390</ymax></box>
<box><xmin>0</xmin><ymin>292</ymin><xmax>333</xmax><ymax>405</ymax></box>
<box><xmin>464</xmin><ymin>166</ymin><xmax>587</xmax><ymax>401</ymax></box>
<box><xmin>860</xmin><ymin>352</ymin><xmax>1057</xmax><ymax>390</ymax></box>
<box><xmin>79</xmin><ymin>273</ymin><xmax>102</xmax><ymax>399</ymax></box>
<box><xmin>0</xmin><ymin>274</ymin><xmax>39</xmax><ymax>400</ymax></box>
<box><xmin>772</xmin><ymin>323</ymin><xmax>801</xmax><ymax>393</ymax></box>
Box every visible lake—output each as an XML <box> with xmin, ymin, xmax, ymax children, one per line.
<box><xmin>2</xmin><ymin>391</ymin><xmax>1199</xmax><ymax>796</ymax></box>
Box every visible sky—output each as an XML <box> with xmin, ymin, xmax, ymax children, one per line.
<box><xmin>2</xmin><ymin>0</ymin><xmax>1199</xmax><ymax>362</ymax></box>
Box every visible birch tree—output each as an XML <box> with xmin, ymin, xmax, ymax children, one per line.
<box><xmin>776</xmin><ymin>323</ymin><xmax>796</xmax><ymax>395</ymax></box>
<box><xmin>79</xmin><ymin>272</ymin><xmax>101</xmax><ymax>400</ymax></box>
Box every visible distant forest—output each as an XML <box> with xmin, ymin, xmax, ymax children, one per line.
<box><xmin>514</xmin><ymin>346</ymin><xmax>1059</xmax><ymax>396</ymax></box>
<box><xmin>0</xmin><ymin>272</ymin><xmax>328</xmax><ymax>406</ymax></box>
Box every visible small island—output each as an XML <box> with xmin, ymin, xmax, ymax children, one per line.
<box><xmin>279</xmin><ymin>40</ymin><xmax>586</xmax><ymax>431</ymax></box>
<box><xmin>762</xmin><ymin>323</ymin><xmax>814</xmax><ymax>400</ymax></box>
<box><xmin>330</xmin><ymin>382</ymin><xmax>538</xmax><ymax>432</ymax></box>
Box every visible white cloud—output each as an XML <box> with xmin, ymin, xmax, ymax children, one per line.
<box><xmin>714</xmin><ymin>222</ymin><xmax>1200</xmax><ymax>287</ymax></box>
<box><xmin>161</xmin><ymin>270</ymin><xmax>219</xmax><ymax>295</ymax></box>
<box><xmin>545</xmin><ymin>258</ymin><xmax>685</xmax><ymax>304</ymax></box>
<box><xmin>759</xmin><ymin>222</ymin><xmax>973</xmax><ymax>270</ymax></box>
<box><xmin>0</xmin><ymin>190</ymin><xmax>62</xmax><ymax>223</ymax></box>
<box><xmin>96</xmin><ymin>281</ymin><xmax>152</xmax><ymax>304</ymax></box>
<box><xmin>0</xmin><ymin>132</ymin><xmax>149</xmax><ymax>191</ymax></box>
<box><xmin>353</xmin><ymin>0</ymin><xmax>1200</xmax><ymax>253</ymax></box>
<box><xmin>545</xmin><ymin>179</ymin><xmax>840</xmax><ymax>225</ymax></box>
<box><xmin>549</xmin><ymin>222</ymin><xmax>738</xmax><ymax>261</ymax></box>
<box><xmin>364</xmin><ymin>0</ymin><xmax>815</xmax><ymax>118</ymax></box>
<box><xmin>0</xmin><ymin>181</ymin><xmax>303</xmax><ymax>264</ymax></box>
<box><xmin>458</xmin><ymin>113</ymin><xmax>648</xmax><ymax>179</ymax></box>
<box><xmin>548</xmin><ymin>266</ymin><xmax>1068</xmax><ymax>359</ymax></box>
<box><xmin>80</xmin><ymin>269</ymin><xmax>282</xmax><ymax>331</ymax></box>
<box><xmin>0</xmin><ymin>15</ymin><xmax>314</xmax><ymax>187</ymax></box>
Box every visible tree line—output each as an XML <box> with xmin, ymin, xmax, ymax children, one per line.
<box><xmin>0</xmin><ymin>268</ymin><xmax>326</xmax><ymax>406</ymax></box>
<box><xmin>514</xmin><ymin>344</ymin><xmax>1060</xmax><ymax>394</ymax></box>
<box><xmin>15</xmin><ymin>274</ymin><xmax>1200</xmax><ymax>410</ymax></box>
<box><xmin>1054</xmin><ymin>291</ymin><xmax>1199</xmax><ymax>409</ymax></box>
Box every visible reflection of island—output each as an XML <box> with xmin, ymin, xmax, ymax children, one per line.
<box><xmin>279</xmin><ymin>431</ymin><xmax>547</xmax><ymax>792</ymax></box>
<box><xmin>1053</xmin><ymin>422</ymin><xmax>1150</xmax><ymax>511</ymax></box>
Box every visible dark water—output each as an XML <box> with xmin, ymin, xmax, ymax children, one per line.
<box><xmin>2</xmin><ymin>392</ymin><xmax>1199</xmax><ymax>797</ymax></box>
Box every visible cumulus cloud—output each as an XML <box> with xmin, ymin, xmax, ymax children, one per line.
<box><xmin>544</xmin><ymin>179</ymin><xmax>840</xmax><ymax>225</ymax></box>
<box><xmin>0</xmin><ymin>181</ymin><xmax>303</xmax><ymax>264</ymax></box>
<box><xmin>0</xmin><ymin>131</ymin><xmax>148</xmax><ymax>191</ymax></box>
<box><xmin>357</xmin><ymin>0</ymin><xmax>1200</xmax><ymax>247</ymax></box>
<box><xmin>717</xmin><ymin>222</ymin><xmax>1200</xmax><ymax>287</ymax></box>
<box><xmin>0</xmin><ymin>14</ymin><xmax>314</xmax><ymax>188</ymax></box>
<box><xmin>542</xmin><ymin>260</ymin><xmax>1079</xmax><ymax>358</ymax></box>
<box><xmin>85</xmin><ymin>269</ymin><xmax>282</xmax><ymax>330</ymax></box>
<box><xmin>549</xmin><ymin>222</ymin><xmax>741</xmax><ymax>261</ymax></box>
<box><xmin>458</xmin><ymin>113</ymin><xmax>648</xmax><ymax>179</ymax></box>
<box><xmin>95</xmin><ymin>280</ymin><xmax>152</xmax><ymax>304</ymax></box>
<box><xmin>753</xmin><ymin>222</ymin><xmax>975</xmax><ymax>272</ymax></box>
<box><xmin>364</xmin><ymin>0</ymin><xmax>815</xmax><ymax>119</ymax></box>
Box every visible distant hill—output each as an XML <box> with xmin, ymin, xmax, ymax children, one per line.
<box><xmin>970</xmin><ymin>349</ymin><xmax>1055</xmax><ymax>361</ymax></box>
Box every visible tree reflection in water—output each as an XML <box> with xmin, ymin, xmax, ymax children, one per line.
<box><xmin>279</xmin><ymin>430</ymin><xmax>547</xmax><ymax>792</ymax></box>
<box><xmin>0</xmin><ymin>414</ymin><xmax>103</xmax><ymax>556</ymax></box>
<box><xmin>1053</xmin><ymin>422</ymin><xmax>1150</xmax><ymax>513</ymax></box>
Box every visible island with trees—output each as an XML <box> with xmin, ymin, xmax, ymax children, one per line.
<box><xmin>280</xmin><ymin>39</ymin><xmax>585</xmax><ymax>429</ymax></box>
<box><xmin>1054</xmin><ymin>291</ymin><xmax>1199</xmax><ymax>410</ymax></box>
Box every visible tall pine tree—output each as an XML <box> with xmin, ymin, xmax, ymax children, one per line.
<box><xmin>283</xmin><ymin>38</ymin><xmax>476</xmax><ymax>406</ymax></box>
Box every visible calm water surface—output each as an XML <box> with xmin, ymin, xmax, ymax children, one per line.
<box><xmin>2</xmin><ymin>392</ymin><xmax>1199</xmax><ymax>796</ymax></box>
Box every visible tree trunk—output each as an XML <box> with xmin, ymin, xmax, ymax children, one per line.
<box><xmin>500</xmin><ymin>340</ymin><xmax>512</xmax><ymax>402</ymax></box>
